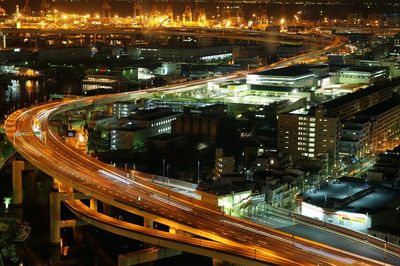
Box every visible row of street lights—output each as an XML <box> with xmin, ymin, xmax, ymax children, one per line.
<box><xmin>162</xmin><ymin>158</ymin><xmax>201</xmax><ymax>185</ymax></box>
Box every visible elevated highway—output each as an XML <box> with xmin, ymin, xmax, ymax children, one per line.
<box><xmin>1</xmin><ymin>27</ymin><xmax>331</xmax><ymax>48</ymax></box>
<box><xmin>6</xmin><ymin>34</ymin><xmax>398</xmax><ymax>265</ymax></box>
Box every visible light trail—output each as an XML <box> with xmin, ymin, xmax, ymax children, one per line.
<box><xmin>98</xmin><ymin>169</ymin><xmax>133</xmax><ymax>185</ymax></box>
<box><xmin>151</xmin><ymin>194</ymin><xmax>193</xmax><ymax>212</ymax></box>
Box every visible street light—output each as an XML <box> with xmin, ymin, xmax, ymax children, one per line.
<box><xmin>166</xmin><ymin>164</ymin><xmax>169</xmax><ymax>178</ymax></box>
<box><xmin>162</xmin><ymin>158</ymin><xmax>165</xmax><ymax>176</ymax></box>
<box><xmin>197</xmin><ymin>160</ymin><xmax>200</xmax><ymax>185</ymax></box>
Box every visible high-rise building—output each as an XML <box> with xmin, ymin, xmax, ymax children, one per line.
<box><xmin>278</xmin><ymin>80</ymin><xmax>397</xmax><ymax>168</ymax></box>
<box><xmin>278</xmin><ymin>108</ymin><xmax>340</xmax><ymax>166</ymax></box>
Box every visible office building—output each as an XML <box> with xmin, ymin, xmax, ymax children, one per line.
<box><xmin>278</xmin><ymin>108</ymin><xmax>340</xmax><ymax>165</ymax></box>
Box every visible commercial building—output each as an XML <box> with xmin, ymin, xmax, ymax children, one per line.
<box><xmin>247</xmin><ymin>66</ymin><xmax>317</xmax><ymax>90</ymax></box>
<box><xmin>337</xmin><ymin>67</ymin><xmax>388</xmax><ymax>84</ymax></box>
<box><xmin>299</xmin><ymin>177</ymin><xmax>400</xmax><ymax>232</ymax></box>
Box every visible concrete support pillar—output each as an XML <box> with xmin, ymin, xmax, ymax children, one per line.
<box><xmin>49</xmin><ymin>191</ymin><xmax>87</xmax><ymax>245</ymax></box>
<box><xmin>12</xmin><ymin>160</ymin><xmax>24</xmax><ymax>206</ymax></box>
<box><xmin>90</xmin><ymin>198</ymin><xmax>97</xmax><ymax>211</ymax></box>
<box><xmin>143</xmin><ymin>218</ymin><xmax>153</xmax><ymax>229</ymax></box>
<box><xmin>50</xmin><ymin>192</ymin><xmax>61</xmax><ymax>244</ymax></box>
<box><xmin>118</xmin><ymin>247</ymin><xmax>181</xmax><ymax>266</ymax></box>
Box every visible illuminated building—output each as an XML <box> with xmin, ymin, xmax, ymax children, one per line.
<box><xmin>129</xmin><ymin>108</ymin><xmax>179</xmax><ymax>136</ymax></box>
<box><xmin>110</xmin><ymin>128</ymin><xmax>145</xmax><ymax>151</ymax></box>
<box><xmin>247</xmin><ymin>66</ymin><xmax>318</xmax><ymax>91</ymax></box>
<box><xmin>338</xmin><ymin>119</ymin><xmax>371</xmax><ymax>160</ymax></box>
<box><xmin>337</xmin><ymin>67</ymin><xmax>388</xmax><ymax>85</ymax></box>
<box><xmin>278</xmin><ymin>81</ymin><xmax>396</xmax><ymax>167</ymax></box>
<box><xmin>112</xmin><ymin>102</ymin><xmax>136</xmax><ymax>119</ymax></box>
<box><xmin>131</xmin><ymin>46</ymin><xmax>232</xmax><ymax>62</ymax></box>
<box><xmin>83</xmin><ymin>74</ymin><xmax>127</xmax><ymax>91</ymax></box>
<box><xmin>356</xmin><ymin>96</ymin><xmax>400</xmax><ymax>153</ymax></box>
<box><xmin>278</xmin><ymin>108</ymin><xmax>340</xmax><ymax>166</ymax></box>
<box><xmin>82</xmin><ymin>67</ymin><xmax>152</xmax><ymax>92</ymax></box>
<box><xmin>107</xmin><ymin>109</ymin><xmax>180</xmax><ymax>151</ymax></box>
<box><xmin>197</xmin><ymin>180</ymin><xmax>251</xmax><ymax>215</ymax></box>
<box><xmin>299</xmin><ymin>177</ymin><xmax>400</xmax><ymax>232</ymax></box>
<box><xmin>155</xmin><ymin>62</ymin><xmax>182</xmax><ymax>76</ymax></box>
<box><xmin>320</xmin><ymin>82</ymin><xmax>393</xmax><ymax>120</ymax></box>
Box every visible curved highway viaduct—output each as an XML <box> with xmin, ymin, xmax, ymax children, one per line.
<box><xmin>6</xmin><ymin>32</ymin><xmax>399</xmax><ymax>265</ymax></box>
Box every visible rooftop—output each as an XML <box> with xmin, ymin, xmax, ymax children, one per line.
<box><xmin>321</xmin><ymin>80</ymin><xmax>394</xmax><ymax>113</ymax></box>
<box><xmin>357</xmin><ymin>96</ymin><xmax>400</xmax><ymax>117</ymax></box>
<box><xmin>130</xmin><ymin>108</ymin><xmax>175</xmax><ymax>121</ymax></box>
<box><xmin>339</xmin><ymin>66</ymin><xmax>388</xmax><ymax>73</ymax></box>
<box><xmin>303</xmin><ymin>177</ymin><xmax>400</xmax><ymax>214</ymax></box>
<box><xmin>253</xmin><ymin>66</ymin><xmax>313</xmax><ymax>77</ymax></box>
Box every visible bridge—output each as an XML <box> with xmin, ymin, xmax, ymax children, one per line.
<box><xmin>5</xmin><ymin>33</ymin><xmax>400</xmax><ymax>265</ymax></box>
